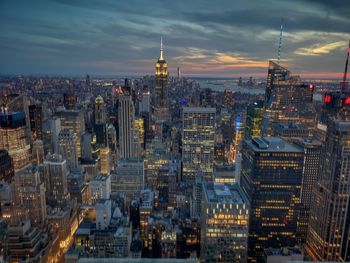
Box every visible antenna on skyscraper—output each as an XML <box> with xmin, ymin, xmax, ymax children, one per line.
<box><xmin>341</xmin><ymin>40</ymin><xmax>350</xmax><ymax>91</ymax></box>
<box><xmin>277</xmin><ymin>19</ymin><xmax>284</xmax><ymax>65</ymax></box>
<box><xmin>160</xmin><ymin>36</ymin><xmax>164</xmax><ymax>61</ymax></box>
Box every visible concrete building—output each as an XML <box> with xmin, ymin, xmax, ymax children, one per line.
<box><xmin>90</xmin><ymin>175</ymin><xmax>111</xmax><ymax>205</ymax></box>
<box><xmin>112</xmin><ymin>158</ymin><xmax>144</xmax><ymax>203</ymax></box>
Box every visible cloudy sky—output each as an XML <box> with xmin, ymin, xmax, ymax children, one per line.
<box><xmin>0</xmin><ymin>0</ymin><xmax>349</xmax><ymax>78</ymax></box>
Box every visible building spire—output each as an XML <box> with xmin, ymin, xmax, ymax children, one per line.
<box><xmin>277</xmin><ymin>19</ymin><xmax>284</xmax><ymax>65</ymax></box>
<box><xmin>160</xmin><ymin>36</ymin><xmax>164</xmax><ymax>61</ymax></box>
<box><xmin>341</xmin><ymin>40</ymin><xmax>350</xmax><ymax>91</ymax></box>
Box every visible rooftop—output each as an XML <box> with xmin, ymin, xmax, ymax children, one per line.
<box><xmin>183</xmin><ymin>107</ymin><xmax>216</xmax><ymax>113</ymax></box>
<box><xmin>203</xmin><ymin>182</ymin><xmax>248</xmax><ymax>205</ymax></box>
<box><xmin>247</xmin><ymin>137</ymin><xmax>303</xmax><ymax>153</ymax></box>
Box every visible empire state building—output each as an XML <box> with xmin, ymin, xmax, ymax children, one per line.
<box><xmin>155</xmin><ymin>37</ymin><xmax>168</xmax><ymax>109</ymax></box>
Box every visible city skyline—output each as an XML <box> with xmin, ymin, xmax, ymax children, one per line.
<box><xmin>1</xmin><ymin>0</ymin><xmax>350</xmax><ymax>78</ymax></box>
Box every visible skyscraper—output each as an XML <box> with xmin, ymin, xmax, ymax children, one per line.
<box><xmin>118</xmin><ymin>94</ymin><xmax>137</xmax><ymax>158</ymax></box>
<box><xmin>153</xmin><ymin>37</ymin><xmax>169</xmax><ymax>121</ymax></box>
<box><xmin>12</xmin><ymin>167</ymin><xmax>46</xmax><ymax>226</ymax></box>
<box><xmin>262</xmin><ymin>61</ymin><xmax>315</xmax><ymax>136</ymax></box>
<box><xmin>293</xmin><ymin>138</ymin><xmax>322</xmax><ymax>242</ymax></box>
<box><xmin>94</xmin><ymin>95</ymin><xmax>107</xmax><ymax>146</ymax></box>
<box><xmin>44</xmin><ymin>153</ymin><xmax>70</xmax><ymax>208</ymax></box>
<box><xmin>240</xmin><ymin>137</ymin><xmax>304</xmax><ymax>262</ymax></box>
<box><xmin>306</xmin><ymin>91</ymin><xmax>350</xmax><ymax>261</ymax></box>
<box><xmin>58</xmin><ymin>128</ymin><xmax>78</xmax><ymax>170</ymax></box>
<box><xmin>98</xmin><ymin>147</ymin><xmax>111</xmax><ymax>175</ymax></box>
<box><xmin>182</xmin><ymin>107</ymin><xmax>215</xmax><ymax>183</ymax></box>
<box><xmin>0</xmin><ymin>111</ymin><xmax>31</xmax><ymax>172</ymax></box>
<box><xmin>201</xmin><ymin>182</ymin><xmax>249</xmax><ymax>263</ymax></box>
<box><xmin>245</xmin><ymin>101</ymin><xmax>264</xmax><ymax>140</ymax></box>
<box><xmin>28</xmin><ymin>104</ymin><xmax>43</xmax><ymax>140</ymax></box>
<box><xmin>55</xmin><ymin>109</ymin><xmax>85</xmax><ymax>158</ymax></box>
<box><xmin>0</xmin><ymin>150</ymin><xmax>14</xmax><ymax>183</ymax></box>
<box><xmin>155</xmin><ymin>37</ymin><xmax>168</xmax><ymax>109</ymax></box>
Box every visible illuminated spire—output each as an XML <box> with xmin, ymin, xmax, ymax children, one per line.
<box><xmin>159</xmin><ymin>36</ymin><xmax>164</xmax><ymax>61</ymax></box>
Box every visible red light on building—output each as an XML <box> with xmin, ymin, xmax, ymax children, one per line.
<box><xmin>324</xmin><ymin>94</ymin><xmax>332</xmax><ymax>104</ymax></box>
<box><xmin>343</xmin><ymin>97</ymin><xmax>350</xmax><ymax>105</ymax></box>
<box><xmin>309</xmin><ymin>84</ymin><xmax>314</xmax><ymax>88</ymax></box>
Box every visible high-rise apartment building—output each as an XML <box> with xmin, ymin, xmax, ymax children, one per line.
<box><xmin>240</xmin><ymin>137</ymin><xmax>304</xmax><ymax>262</ymax></box>
<box><xmin>182</xmin><ymin>107</ymin><xmax>215</xmax><ymax>183</ymax></box>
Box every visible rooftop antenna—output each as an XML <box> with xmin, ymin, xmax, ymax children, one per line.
<box><xmin>341</xmin><ymin>40</ymin><xmax>350</xmax><ymax>91</ymax></box>
<box><xmin>160</xmin><ymin>36</ymin><xmax>164</xmax><ymax>61</ymax></box>
<box><xmin>277</xmin><ymin>19</ymin><xmax>284</xmax><ymax>65</ymax></box>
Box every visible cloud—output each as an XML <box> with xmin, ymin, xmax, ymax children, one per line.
<box><xmin>0</xmin><ymin>0</ymin><xmax>349</xmax><ymax>77</ymax></box>
<box><xmin>295</xmin><ymin>41</ymin><xmax>348</xmax><ymax>56</ymax></box>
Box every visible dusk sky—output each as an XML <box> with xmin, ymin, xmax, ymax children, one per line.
<box><xmin>0</xmin><ymin>0</ymin><xmax>349</xmax><ymax>78</ymax></box>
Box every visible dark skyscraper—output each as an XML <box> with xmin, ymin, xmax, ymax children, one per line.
<box><xmin>240</xmin><ymin>137</ymin><xmax>304</xmax><ymax>262</ymax></box>
<box><xmin>63</xmin><ymin>92</ymin><xmax>77</xmax><ymax>110</ymax></box>
<box><xmin>29</xmin><ymin>104</ymin><xmax>43</xmax><ymax>140</ymax></box>
<box><xmin>245</xmin><ymin>100</ymin><xmax>264</xmax><ymax>140</ymax></box>
<box><xmin>94</xmin><ymin>95</ymin><xmax>107</xmax><ymax>146</ymax></box>
<box><xmin>0</xmin><ymin>150</ymin><xmax>14</xmax><ymax>183</ymax></box>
